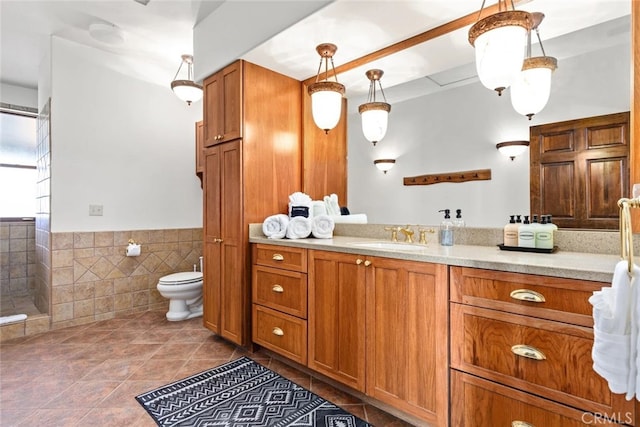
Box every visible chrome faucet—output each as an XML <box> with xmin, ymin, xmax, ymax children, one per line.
<box><xmin>399</xmin><ymin>225</ymin><xmax>414</xmax><ymax>243</ymax></box>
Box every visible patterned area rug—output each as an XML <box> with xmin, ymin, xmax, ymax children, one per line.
<box><xmin>136</xmin><ymin>356</ymin><xmax>372</xmax><ymax>427</ymax></box>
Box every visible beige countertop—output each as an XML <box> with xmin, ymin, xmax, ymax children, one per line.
<box><xmin>249</xmin><ymin>234</ymin><xmax>624</xmax><ymax>283</ymax></box>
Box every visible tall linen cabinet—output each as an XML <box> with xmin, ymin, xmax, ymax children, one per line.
<box><xmin>202</xmin><ymin>60</ymin><xmax>302</xmax><ymax>346</ymax></box>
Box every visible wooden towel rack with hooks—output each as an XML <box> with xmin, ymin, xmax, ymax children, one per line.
<box><xmin>617</xmin><ymin>197</ymin><xmax>640</xmax><ymax>274</ymax></box>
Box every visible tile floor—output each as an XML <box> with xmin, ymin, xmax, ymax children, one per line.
<box><xmin>0</xmin><ymin>310</ymin><xmax>415</xmax><ymax>426</ymax></box>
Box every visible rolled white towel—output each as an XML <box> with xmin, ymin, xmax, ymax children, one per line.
<box><xmin>310</xmin><ymin>200</ymin><xmax>327</xmax><ymax>218</ymax></box>
<box><xmin>311</xmin><ymin>214</ymin><xmax>335</xmax><ymax>239</ymax></box>
<box><xmin>262</xmin><ymin>214</ymin><xmax>289</xmax><ymax>239</ymax></box>
<box><xmin>324</xmin><ymin>194</ymin><xmax>341</xmax><ymax>216</ymax></box>
<box><xmin>286</xmin><ymin>216</ymin><xmax>312</xmax><ymax>239</ymax></box>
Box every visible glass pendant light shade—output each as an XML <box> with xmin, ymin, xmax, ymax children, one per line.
<box><xmin>511</xmin><ymin>56</ymin><xmax>557</xmax><ymax>119</ymax></box>
<box><xmin>309</xmin><ymin>82</ymin><xmax>344</xmax><ymax>133</ymax></box>
<box><xmin>308</xmin><ymin>44</ymin><xmax>345</xmax><ymax>134</ymax></box>
<box><xmin>358</xmin><ymin>69</ymin><xmax>391</xmax><ymax>146</ymax></box>
<box><xmin>171</xmin><ymin>80</ymin><xmax>203</xmax><ymax>105</ymax></box>
<box><xmin>469</xmin><ymin>10</ymin><xmax>532</xmax><ymax>96</ymax></box>
<box><xmin>360</xmin><ymin>106</ymin><xmax>389</xmax><ymax>145</ymax></box>
<box><xmin>170</xmin><ymin>54</ymin><xmax>203</xmax><ymax>106</ymax></box>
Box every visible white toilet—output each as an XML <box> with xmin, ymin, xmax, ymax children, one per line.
<box><xmin>157</xmin><ymin>258</ymin><xmax>204</xmax><ymax>321</ymax></box>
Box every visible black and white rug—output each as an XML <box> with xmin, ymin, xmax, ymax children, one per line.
<box><xmin>136</xmin><ymin>356</ymin><xmax>372</xmax><ymax>427</ymax></box>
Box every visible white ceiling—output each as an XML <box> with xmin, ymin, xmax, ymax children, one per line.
<box><xmin>0</xmin><ymin>0</ymin><xmax>632</xmax><ymax>105</ymax></box>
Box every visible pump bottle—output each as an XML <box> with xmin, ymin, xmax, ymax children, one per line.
<box><xmin>453</xmin><ymin>209</ymin><xmax>465</xmax><ymax>227</ymax></box>
<box><xmin>518</xmin><ymin>215</ymin><xmax>535</xmax><ymax>248</ymax></box>
<box><xmin>503</xmin><ymin>215</ymin><xmax>519</xmax><ymax>246</ymax></box>
<box><xmin>535</xmin><ymin>216</ymin><xmax>554</xmax><ymax>249</ymax></box>
<box><xmin>438</xmin><ymin>209</ymin><xmax>454</xmax><ymax>246</ymax></box>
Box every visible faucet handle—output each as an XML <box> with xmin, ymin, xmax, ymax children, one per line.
<box><xmin>384</xmin><ymin>226</ymin><xmax>400</xmax><ymax>242</ymax></box>
<box><xmin>418</xmin><ymin>228</ymin><xmax>435</xmax><ymax>245</ymax></box>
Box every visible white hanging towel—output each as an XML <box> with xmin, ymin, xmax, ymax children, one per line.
<box><xmin>589</xmin><ymin>260</ymin><xmax>640</xmax><ymax>399</ymax></box>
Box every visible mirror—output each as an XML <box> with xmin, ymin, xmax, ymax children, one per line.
<box><xmin>342</xmin><ymin>12</ymin><xmax>631</xmax><ymax>229</ymax></box>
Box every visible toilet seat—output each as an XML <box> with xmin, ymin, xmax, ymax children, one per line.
<box><xmin>158</xmin><ymin>271</ymin><xmax>203</xmax><ymax>285</ymax></box>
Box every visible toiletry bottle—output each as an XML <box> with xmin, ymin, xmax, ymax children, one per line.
<box><xmin>535</xmin><ymin>216</ymin><xmax>554</xmax><ymax>249</ymax></box>
<box><xmin>453</xmin><ymin>209</ymin><xmax>465</xmax><ymax>227</ymax></box>
<box><xmin>438</xmin><ymin>209</ymin><xmax>454</xmax><ymax>246</ymax></box>
<box><xmin>518</xmin><ymin>215</ymin><xmax>535</xmax><ymax>248</ymax></box>
<box><xmin>504</xmin><ymin>215</ymin><xmax>519</xmax><ymax>246</ymax></box>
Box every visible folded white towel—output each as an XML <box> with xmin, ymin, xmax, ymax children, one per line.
<box><xmin>288</xmin><ymin>192</ymin><xmax>312</xmax><ymax>218</ymax></box>
<box><xmin>589</xmin><ymin>260</ymin><xmax>640</xmax><ymax>399</ymax></box>
<box><xmin>286</xmin><ymin>216</ymin><xmax>312</xmax><ymax>239</ymax></box>
<box><xmin>311</xmin><ymin>214</ymin><xmax>335</xmax><ymax>239</ymax></box>
<box><xmin>324</xmin><ymin>193</ymin><xmax>341</xmax><ymax>216</ymax></box>
<box><xmin>262</xmin><ymin>214</ymin><xmax>289</xmax><ymax>239</ymax></box>
<box><xmin>331</xmin><ymin>213</ymin><xmax>368</xmax><ymax>224</ymax></box>
<box><xmin>310</xmin><ymin>200</ymin><xmax>327</xmax><ymax>218</ymax></box>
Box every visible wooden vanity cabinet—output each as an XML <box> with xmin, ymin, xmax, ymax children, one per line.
<box><xmin>307</xmin><ymin>250</ymin><xmax>367</xmax><ymax>392</ymax></box>
<box><xmin>307</xmin><ymin>250</ymin><xmax>448</xmax><ymax>425</ymax></box>
<box><xmin>450</xmin><ymin>266</ymin><xmax>635</xmax><ymax>426</ymax></box>
<box><xmin>252</xmin><ymin>244</ymin><xmax>308</xmax><ymax>365</ymax></box>
<box><xmin>203</xmin><ymin>61</ymin><xmax>242</xmax><ymax>146</ymax></box>
<box><xmin>202</xmin><ymin>60</ymin><xmax>302</xmax><ymax>346</ymax></box>
<box><xmin>195</xmin><ymin>120</ymin><xmax>204</xmax><ymax>177</ymax></box>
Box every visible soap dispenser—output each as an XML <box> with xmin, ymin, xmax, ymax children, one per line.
<box><xmin>503</xmin><ymin>215</ymin><xmax>518</xmax><ymax>246</ymax></box>
<box><xmin>438</xmin><ymin>209</ymin><xmax>454</xmax><ymax>246</ymax></box>
<box><xmin>518</xmin><ymin>215</ymin><xmax>535</xmax><ymax>248</ymax></box>
<box><xmin>453</xmin><ymin>209</ymin><xmax>465</xmax><ymax>227</ymax></box>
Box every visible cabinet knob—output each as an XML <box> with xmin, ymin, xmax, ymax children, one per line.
<box><xmin>272</xmin><ymin>284</ymin><xmax>284</xmax><ymax>293</ymax></box>
<box><xmin>356</xmin><ymin>259</ymin><xmax>363</xmax><ymax>265</ymax></box>
<box><xmin>272</xmin><ymin>327</ymin><xmax>284</xmax><ymax>336</ymax></box>
<box><xmin>364</xmin><ymin>260</ymin><xmax>372</xmax><ymax>267</ymax></box>
<box><xmin>510</xmin><ymin>289</ymin><xmax>546</xmax><ymax>303</ymax></box>
<box><xmin>272</xmin><ymin>254</ymin><xmax>284</xmax><ymax>261</ymax></box>
<box><xmin>511</xmin><ymin>344</ymin><xmax>546</xmax><ymax>361</ymax></box>
<box><xmin>512</xmin><ymin>421</ymin><xmax>536</xmax><ymax>427</ymax></box>
<box><xmin>213</xmin><ymin>238</ymin><xmax>223</xmax><ymax>243</ymax></box>
<box><xmin>217</xmin><ymin>134</ymin><xmax>223</xmax><ymax>140</ymax></box>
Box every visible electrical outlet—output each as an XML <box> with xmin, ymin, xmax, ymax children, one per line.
<box><xmin>89</xmin><ymin>204</ymin><xmax>103</xmax><ymax>216</ymax></box>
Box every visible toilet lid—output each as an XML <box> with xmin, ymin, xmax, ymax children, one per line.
<box><xmin>159</xmin><ymin>271</ymin><xmax>203</xmax><ymax>285</ymax></box>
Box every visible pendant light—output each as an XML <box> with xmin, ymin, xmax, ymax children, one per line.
<box><xmin>171</xmin><ymin>54</ymin><xmax>203</xmax><ymax>106</ymax></box>
<box><xmin>510</xmin><ymin>12</ymin><xmax>558</xmax><ymax>120</ymax></box>
<box><xmin>308</xmin><ymin>43</ymin><xmax>345</xmax><ymax>134</ymax></box>
<box><xmin>359</xmin><ymin>69</ymin><xmax>391</xmax><ymax>146</ymax></box>
<box><xmin>468</xmin><ymin>0</ymin><xmax>532</xmax><ymax>96</ymax></box>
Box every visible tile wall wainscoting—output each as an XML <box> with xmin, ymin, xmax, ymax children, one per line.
<box><xmin>48</xmin><ymin>228</ymin><xmax>203</xmax><ymax>330</ymax></box>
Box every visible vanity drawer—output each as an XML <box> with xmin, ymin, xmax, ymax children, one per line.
<box><xmin>253</xmin><ymin>244</ymin><xmax>307</xmax><ymax>273</ymax></box>
<box><xmin>252</xmin><ymin>265</ymin><xmax>307</xmax><ymax>318</ymax></box>
<box><xmin>450</xmin><ymin>266</ymin><xmax>605</xmax><ymax>327</ymax></box>
<box><xmin>252</xmin><ymin>304</ymin><xmax>307</xmax><ymax>365</ymax></box>
<box><xmin>450</xmin><ymin>303</ymin><xmax>635</xmax><ymax>417</ymax></box>
<box><xmin>450</xmin><ymin>370</ymin><xmax>625</xmax><ymax>426</ymax></box>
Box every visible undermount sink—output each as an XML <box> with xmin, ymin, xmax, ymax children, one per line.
<box><xmin>348</xmin><ymin>241</ymin><xmax>428</xmax><ymax>252</ymax></box>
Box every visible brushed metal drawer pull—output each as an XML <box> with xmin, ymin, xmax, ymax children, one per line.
<box><xmin>364</xmin><ymin>260</ymin><xmax>372</xmax><ymax>267</ymax></box>
<box><xmin>512</xmin><ymin>421</ymin><xmax>535</xmax><ymax>427</ymax></box>
<box><xmin>272</xmin><ymin>327</ymin><xmax>284</xmax><ymax>336</ymax></box>
<box><xmin>272</xmin><ymin>254</ymin><xmax>284</xmax><ymax>261</ymax></box>
<box><xmin>510</xmin><ymin>289</ymin><xmax>546</xmax><ymax>303</ymax></box>
<box><xmin>511</xmin><ymin>344</ymin><xmax>546</xmax><ymax>361</ymax></box>
<box><xmin>272</xmin><ymin>284</ymin><xmax>284</xmax><ymax>293</ymax></box>
<box><xmin>356</xmin><ymin>259</ymin><xmax>363</xmax><ymax>265</ymax></box>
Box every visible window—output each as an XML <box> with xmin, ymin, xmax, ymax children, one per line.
<box><xmin>0</xmin><ymin>110</ymin><xmax>37</xmax><ymax>218</ymax></box>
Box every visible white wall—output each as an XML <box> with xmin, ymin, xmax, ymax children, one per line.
<box><xmin>50</xmin><ymin>37</ymin><xmax>203</xmax><ymax>232</ymax></box>
<box><xmin>0</xmin><ymin>83</ymin><xmax>37</xmax><ymax>108</ymax></box>
<box><xmin>347</xmin><ymin>44</ymin><xmax>630</xmax><ymax>228</ymax></box>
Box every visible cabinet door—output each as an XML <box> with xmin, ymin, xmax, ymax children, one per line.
<box><xmin>203</xmin><ymin>145</ymin><xmax>221</xmax><ymax>333</ymax></box>
<box><xmin>366</xmin><ymin>257</ymin><xmax>448</xmax><ymax>425</ymax></box>
<box><xmin>203</xmin><ymin>62</ymin><xmax>242</xmax><ymax>146</ymax></box>
<box><xmin>219</xmin><ymin>140</ymin><xmax>244</xmax><ymax>344</ymax></box>
<box><xmin>308</xmin><ymin>250</ymin><xmax>366</xmax><ymax>392</ymax></box>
